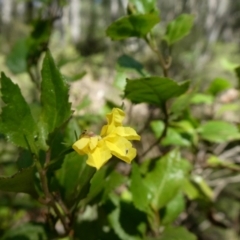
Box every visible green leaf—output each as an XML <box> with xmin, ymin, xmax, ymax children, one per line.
<box><xmin>2</xmin><ymin>223</ymin><xmax>47</xmax><ymax>240</ymax></box>
<box><xmin>198</xmin><ymin>121</ymin><xmax>240</xmax><ymax>143</ymax></box>
<box><xmin>192</xmin><ymin>175</ymin><xmax>213</xmax><ymax>201</ymax></box>
<box><xmin>164</xmin><ymin>14</ymin><xmax>194</xmax><ymax>45</ymax></box>
<box><xmin>124</xmin><ymin>77</ymin><xmax>189</xmax><ymax>105</ymax></box>
<box><xmin>6</xmin><ymin>38</ymin><xmax>28</xmax><ymax>74</ymax></box>
<box><xmin>40</xmin><ymin>50</ymin><xmax>72</xmax><ymax>134</ymax></box>
<box><xmin>170</xmin><ymin>91</ymin><xmax>194</xmax><ymax>117</ymax></box>
<box><xmin>106</xmin><ymin>13</ymin><xmax>160</xmax><ymax>40</ymax></box>
<box><xmin>151</xmin><ymin>121</ymin><xmax>191</xmax><ymax>147</ymax></box>
<box><xmin>128</xmin><ymin>0</ymin><xmax>157</xmax><ymax>14</ymax></box>
<box><xmin>207</xmin><ymin>78</ymin><xmax>231</xmax><ymax>96</ymax></box>
<box><xmin>182</xmin><ymin>178</ymin><xmax>200</xmax><ymax>200</ymax></box>
<box><xmin>108</xmin><ymin>208</ymin><xmax>142</xmax><ymax>240</ymax></box>
<box><xmin>159</xmin><ymin>226</ymin><xmax>197</xmax><ymax>240</ymax></box>
<box><xmin>130</xmin><ymin>162</ymin><xmax>152</xmax><ymax>213</ymax></box>
<box><xmin>190</xmin><ymin>93</ymin><xmax>214</xmax><ymax>105</ymax></box>
<box><xmin>56</xmin><ymin>152</ymin><xmax>90</xmax><ymax>206</ymax></box>
<box><xmin>161</xmin><ymin>192</ymin><xmax>185</xmax><ymax>225</ymax></box>
<box><xmin>85</xmin><ymin>166</ymin><xmax>125</xmax><ymax>204</ymax></box>
<box><xmin>207</xmin><ymin>155</ymin><xmax>240</xmax><ymax>171</ymax></box>
<box><xmin>0</xmin><ymin>166</ymin><xmax>38</xmax><ymax>198</ymax></box>
<box><xmin>117</xmin><ymin>54</ymin><xmax>146</xmax><ymax>76</ymax></box>
<box><xmin>0</xmin><ymin>73</ymin><xmax>38</xmax><ymax>151</ymax></box>
<box><xmin>144</xmin><ymin>149</ymin><xmax>191</xmax><ymax>210</ymax></box>
<box><xmin>235</xmin><ymin>66</ymin><xmax>240</xmax><ymax>89</ymax></box>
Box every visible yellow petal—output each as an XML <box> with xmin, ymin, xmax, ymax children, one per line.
<box><xmin>106</xmin><ymin>108</ymin><xmax>125</xmax><ymax>126</ymax></box>
<box><xmin>114</xmin><ymin>126</ymin><xmax>141</xmax><ymax>140</ymax></box>
<box><xmin>89</xmin><ymin>136</ymin><xmax>100</xmax><ymax>150</ymax></box>
<box><xmin>86</xmin><ymin>143</ymin><xmax>112</xmax><ymax>170</ymax></box>
<box><xmin>72</xmin><ymin>137</ymin><xmax>90</xmax><ymax>154</ymax></box>
<box><xmin>104</xmin><ymin>135</ymin><xmax>136</xmax><ymax>163</ymax></box>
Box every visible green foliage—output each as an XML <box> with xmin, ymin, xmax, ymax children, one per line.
<box><xmin>106</xmin><ymin>13</ymin><xmax>160</xmax><ymax>40</ymax></box>
<box><xmin>1</xmin><ymin>1</ymin><xmax>239</xmax><ymax>239</ymax></box>
<box><xmin>0</xmin><ymin>73</ymin><xmax>40</xmax><ymax>151</ymax></box>
<box><xmin>199</xmin><ymin>121</ymin><xmax>240</xmax><ymax>143</ymax></box>
<box><xmin>124</xmin><ymin>77</ymin><xmax>189</xmax><ymax>105</ymax></box>
<box><xmin>0</xmin><ymin>166</ymin><xmax>38</xmax><ymax>198</ymax></box>
<box><xmin>164</xmin><ymin>14</ymin><xmax>195</xmax><ymax>45</ymax></box>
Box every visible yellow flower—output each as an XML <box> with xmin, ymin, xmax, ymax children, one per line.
<box><xmin>72</xmin><ymin>108</ymin><xmax>141</xmax><ymax>170</ymax></box>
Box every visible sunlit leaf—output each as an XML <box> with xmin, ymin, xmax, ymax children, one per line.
<box><xmin>207</xmin><ymin>78</ymin><xmax>231</xmax><ymax>96</ymax></box>
<box><xmin>144</xmin><ymin>149</ymin><xmax>191</xmax><ymax>210</ymax></box>
<box><xmin>40</xmin><ymin>50</ymin><xmax>72</xmax><ymax>134</ymax></box>
<box><xmin>130</xmin><ymin>162</ymin><xmax>152</xmax><ymax>213</ymax></box>
<box><xmin>198</xmin><ymin>121</ymin><xmax>240</xmax><ymax>143</ymax></box>
<box><xmin>128</xmin><ymin>0</ymin><xmax>157</xmax><ymax>14</ymax></box>
<box><xmin>0</xmin><ymin>73</ymin><xmax>39</xmax><ymax>151</ymax></box>
<box><xmin>164</xmin><ymin>14</ymin><xmax>194</xmax><ymax>45</ymax></box>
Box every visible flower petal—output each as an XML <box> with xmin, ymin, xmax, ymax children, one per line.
<box><xmin>105</xmin><ymin>135</ymin><xmax>136</xmax><ymax>163</ymax></box>
<box><xmin>106</xmin><ymin>108</ymin><xmax>125</xmax><ymax>126</ymax></box>
<box><xmin>72</xmin><ymin>137</ymin><xmax>90</xmax><ymax>154</ymax></box>
<box><xmin>89</xmin><ymin>136</ymin><xmax>100</xmax><ymax>150</ymax></box>
<box><xmin>114</xmin><ymin>126</ymin><xmax>141</xmax><ymax>140</ymax></box>
<box><xmin>86</xmin><ymin>143</ymin><xmax>112</xmax><ymax>170</ymax></box>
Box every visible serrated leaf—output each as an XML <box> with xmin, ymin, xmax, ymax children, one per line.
<box><xmin>106</xmin><ymin>13</ymin><xmax>160</xmax><ymax>40</ymax></box>
<box><xmin>161</xmin><ymin>192</ymin><xmax>185</xmax><ymax>225</ymax></box>
<box><xmin>129</xmin><ymin>0</ymin><xmax>157</xmax><ymax>14</ymax></box>
<box><xmin>144</xmin><ymin>149</ymin><xmax>191</xmax><ymax>210</ymax></box>
<box><xmin>164</xmin><ymin>14</ymin><xmax>194</xmax><ymax>45</ymax></box>
<box><xmin>124</xmin><ymin>77</ymin><xmax>189</xmax><ymax>105</ymax></box>
<box><xmin>0</xmin><ymin>166</ymin><xmax>38</xmax><ymax>198</ymax></box>
<box><xmin>130</xmin><ymin>162</ymin><xmax>151</xmax><ymax>213</ymax></box>
<box><xmin>159</xmin><ymin>227</ymin><xmax>197</xmax><ymax>240</ymax></box>
<box><xmin>198</xmin><ymin>121</ymin><xmax>240</xmax><ymax>143</ymax></box>
<box><xmin>40</xmin><ymin>50</ymin><xmax>72</xmax><ymax>134</ymax></box>
<box><xmin>0</xmin><ymin>73</ymin><xmax>38</xmax><ymax>151</ymax></box>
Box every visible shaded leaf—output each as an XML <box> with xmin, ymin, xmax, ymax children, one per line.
<box><xmin>106</xmin><ymin>13</ymin><xmax>160</xmax><ymax>40</ymax></box>
<box><xmin>124</xmin><ymin>77</ymin><xmax>189</xmax><ymax>105</ymax></box>
<box><xmin>198</xmin><ymin>121</ymin><xmax>240</xmax><ymax>143</ymax></box>
<box><xmin>164</xmin><ymin>14</ymin><xmax>194</xmax><ymax>45</ymax></box>
<box><xmin>108</xmin><ymin>208</ymin><xmax>141</xmax><ymax>240</ymax></box>
<box><xmin>159</xmin><ymin>226</ymin><xmax>197</xmax><ymax>240</ymax></box>
<box><xmin>0</xmin><ymin>166</ymin><xmax>38</xmax><ymax>198</ymax></box>
<box><xmin>0</xmin><ymin>73</ymin><xmax>38</xmax><ymax>151</ymax></box>
<box><xmin>2</xmin><ymin>223</ymin><xmax>47</xmax><ymax>240</ymax></box>
<box><xmin>161</xmin><ymin>192</ymin><xmax>185</xmax><ymax>225</ymax></box>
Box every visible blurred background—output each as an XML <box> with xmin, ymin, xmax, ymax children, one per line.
<box><xmin>1</xmin><ymin>1</ymin><xmax>240</xmax><ymax>239</ymax></box>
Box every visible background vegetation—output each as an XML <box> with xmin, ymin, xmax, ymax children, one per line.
<box><xmin>1</xmin><ymin>0</ymin><xmax>240</xmax><ymax>239</ymax></box>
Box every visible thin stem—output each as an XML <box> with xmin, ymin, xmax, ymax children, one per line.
<box><xmin>141</xmin><ymin>104</ymin><xmax>169</xmax><ymax>158</ymax></box>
